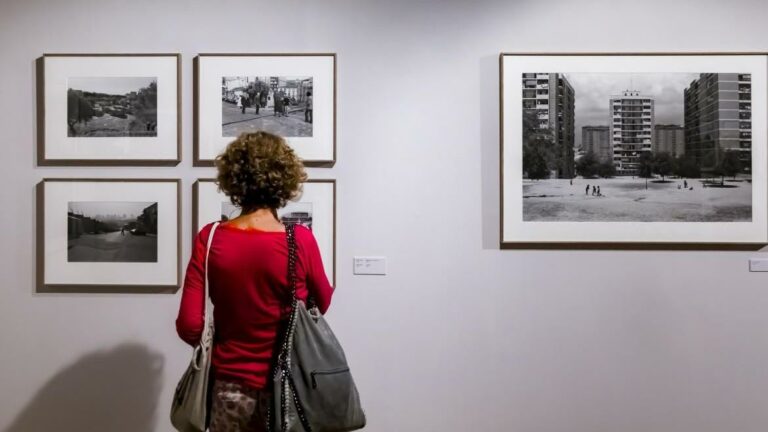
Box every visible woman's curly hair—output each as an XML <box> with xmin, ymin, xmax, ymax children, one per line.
<box><xmin>215</xmin><ymin>131</ymin><xmax>307</xmax><ymax>211</ymax></box>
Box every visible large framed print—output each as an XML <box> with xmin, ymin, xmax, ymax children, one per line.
<box><xmin>37</xmin><ymin>179</ymin><xmax>181</xmax><ymax>292</ymax></box>
<box><xmin>193</xmin><ymin>179</ymin><xmax>336</xmax><ymax>285</ymax></box>
<box><xmin>194</xmin><ymin>53</ymin><xmax>336</xmax><ymax>167</ymax></box>
<box><xmin>500</xmin><ymin>53</ymin><xmax>768</xmax><ymax>249</ymax></box>
<box><xmin>37</xmin><ymin>53</ymin><xmax>181</xmax><ymax>166</ymax></box>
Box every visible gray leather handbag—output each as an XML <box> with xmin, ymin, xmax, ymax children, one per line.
<box><xmin>171</xmin><ymin>222</ymin><xmax>220</xmax><ymax>432</ymax></box>
<box><xmin>269</xmin><ymin>224</ymin><xmax>366</xmax><ymax>432</ymax></box>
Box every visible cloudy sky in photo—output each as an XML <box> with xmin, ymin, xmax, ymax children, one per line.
<box><xmin>68</xmin><ymin>201</ymin><xmax>154</xmax><ymax>219</ymax></box>
<box><xmin>68</xmin><ymin>77</ymin><xmax>156</xmax><ymax>95</ymax></box>
<box><xmin>562</xmin><ymin>72</ymin><xmax>701</xmax><ymax>147</ymax></box>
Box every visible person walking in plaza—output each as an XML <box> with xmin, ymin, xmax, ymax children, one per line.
<box><xmin>597</xmin><ymin>186</ymin><xmax>601</xmax><ymax>196</ymax></box>
<box><xmin>176</xmin><ymin>131</ymin><xmax>333</xmax><ymax>432</ymax></box>
<box><xmin>585</xmin><ymin>184</ymin><xmax>590</xmax><ymax>195</ymax></box>
<box><xmin>274</xmin><ymin>91</ymin><xmax>284</xmax><ymax>117</ymax></box>
<box><xmin>253</xmin><ymin>91</ymin><xmax>260</xmax><ymax>115</ymax></box>
<box><xmin>304</xmin><ymin>91</ymin><xmax>313</xmax><ymax>124</ymax></box>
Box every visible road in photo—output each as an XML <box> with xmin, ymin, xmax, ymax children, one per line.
<box><xmin>68</xmin><ymin>77</ymin><xmax>158</xmax><ymax>137</ymax></box>
<box><xmin>67</xmin><ymin>201</ymin><xmax>158</xmax><ymax>262</ymax></box>
<box><xmin>222</xmin><ymin>76</ymin><xmax>313</xmax><ymax>138</ymax></box>
<box><xmin>521</xmin><ymin>72</ymin><xmax>753</xmax><ymax>222</ymax></box>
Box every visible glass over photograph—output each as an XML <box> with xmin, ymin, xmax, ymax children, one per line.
<box><xmin>67</xmin><ymin>201</ymin><xmax>158</xmax><ymax>262</ymax></box>
<box><xmin>221</xmin><ymin>76</ymin><xmax>313</xmax><ymax>138</ymax></box>
<box><xmin>521</xmin><ymin>72</ymin><xmax>753</xmax><ymax>222</ymax></box>
<box><xmin>67</xmin><ymin>77</ymin><xmax>158</xmax><ymax>137</ymax></box>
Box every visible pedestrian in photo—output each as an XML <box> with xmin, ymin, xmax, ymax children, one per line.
<box><xmin>121</xmin><ymin>226</ymin><xmax>125</xmax><ymax>236</ymax></box>
<box><xmin>274</xmin><ymin>92</ymin><xmax>284</xmax><ymax>117</ymax></box>
<box><xmin>305</xmin><ymin>91</ymin><xmax>313</xmax><ymax>124</ymax></box>
<box><xmin>592</xmin><ymin>185</ymin><xmax>596</xmax><ymax>196</ymax></box>
<box><xmin>684</xmin><ymin>180</ymin><xmax>688</xmax><ymax>188</ymax></box>
<box><xmin>253</xmin><ymin>92</ymin><xmax>260</xmax><ymax>115</ymax></box>
<box><xmin>176</xmin><ymin>131</ymin><xmax>333</xmax><ymax>432</ymax></box>
<box><xmin>237</xmin><ymin>94</ymin><xmax>243</xmax><ymax>113</ymax></box>
<box><xmin>585</xmin><ymin>184</ymin><xmax>590</xmax><ymax>195</ymax></box>
<box><xmin>597</xmin><ymin>186</ymin><xmax>601</xmax><ymax>196</ymax></box>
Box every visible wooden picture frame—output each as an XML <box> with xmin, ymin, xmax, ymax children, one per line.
<box><xmin>500</xmin><ymin>52</ymin><xmax>768</xmax><ymax>250</ymax></box>
<box><xmin>194</xmin><ymin>53</ymin><xmax>336</xmax><ymax>167</ymax></box>
<box><xmin>37</xmin><ymin>53</ymin><xmax>181</xmax><ymax>166</ymax></box>
<box><xmin>37</xmin><ymin>178</ymin><xmax>181</xmax><ymax>293</ymax></box>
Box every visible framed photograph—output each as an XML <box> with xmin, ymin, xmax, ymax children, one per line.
<box><xmin>193</xmin><ymin>179</ymin><xmax>336</xmax><ymax>284</ymax></box>
<box><xmin>500</xmin><ymin>53</ymin><xmax>768</xmax><ymax>249</ymax></box>
<box><xmin>194</xmin><ymin>53</ymin><xmax>336</xmax><ymax>167</ymax></box>
<box><xmin>36</xmin><ymin>179</ymin><xmax>181</xmax><ymax>292</ymax></box>
<box><xmin>37</xmin><ymin>53</ymin><xmax>181</xmax><ymax>166</ymax></box>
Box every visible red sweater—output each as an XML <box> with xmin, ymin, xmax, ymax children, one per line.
<box><xmin>176</xmin><ymin>222</ymin><xmax>334</xmax><ymax>389</ymax></box>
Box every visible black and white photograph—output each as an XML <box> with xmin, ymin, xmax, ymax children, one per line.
<box><xmin>222</xmin><ymin>76</ymin><xmax>313</xmax><ymax>138</ymax></box>
<box><xmin>521</xmin><ymin>72</ymin><xmax>753</xmax><ymax>222</ymax></box>
<box><xmin>220</xmin><ymin>201</ymin><xmax>313</xmax><ymax>230</ymax></box>
<box><xmin>278</xmin><ymin>202</ymin><xmax>313</xmax><ymax>230</ymax></box>
<box><xmin>67</xmin><ymin>77</ymin><xmax>158</xmax><ymax>137</ymax></box>
<box><xmin>38</xmin><ymin>54</ymin><xmax>181</xmax><ymax>165</ymax></box>
<box><xmin>194</xmin><ymin>54</ymin><xmax>335</xmax><ymax>166</ymax></box>
<box><xmin>501</xmin><ymin>53</ymin><xmax>768</xmax><ymax>247</ymax></box>
<box><xmin>38</xmin><ymin>178</ymin><xmax>180</xmax><ymax>292</ymax></box>
<box><xmin>67</xmin><ymin>201</ymin><xmax>158</xmax><ymax>262</ymax></box>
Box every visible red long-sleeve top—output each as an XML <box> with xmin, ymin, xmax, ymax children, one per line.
<box><xmin>176</xmin><ymin>222</ymin><xmax>334</xmax><ymax>389</ymax></box>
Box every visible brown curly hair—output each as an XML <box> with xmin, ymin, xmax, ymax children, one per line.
<box><xmin>215</xmin><ymin>131</ymin><xmax>307</xmax><ymax>212</ymax></box>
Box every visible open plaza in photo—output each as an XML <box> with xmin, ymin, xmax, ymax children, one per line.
<box><xmin>523</xmin><ymin>177</ymin><xmax>752</xmax><ymax>222</ymax></box>
<box><xmin>521</xmin><ymin>71</ymin><xmax>753</xmax><ymax>223</ymax></box>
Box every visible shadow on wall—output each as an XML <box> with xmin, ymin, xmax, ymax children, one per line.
<box><xmin>3</xmin><ymin>343</ymin><xmax>164</xmax><ymax>432</ymax></box>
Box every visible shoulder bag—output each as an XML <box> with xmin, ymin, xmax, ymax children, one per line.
<box><xmin>171</xmin><ymin>222</ymin><xmax>220</xmax><ymax>432</ymax></box>
<box><xmin>268</xmin><ymin>224</ymin><xmax>366</xmax><ymax>432</ymax></box>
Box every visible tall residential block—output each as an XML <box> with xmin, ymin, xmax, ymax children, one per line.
<box><xmin>581</xmin><ymin>126</ymin><xmax>611</xmax><ymax>162</ymax></box>
<box><xmin>684</xmin><ymin>73</ymin><xmax>751</xmax><ymax>172</ymax></box>
<box><xmin>609</xmin><ymin>91</ymin><xmax>655</xmax><ymax>175</ymax></box>
<box><xmin>653</xmin><ymin>124</ymin><xmax>685</xmax><ymax>157</ymax></box>
<box><xmin>522</xmin><ymin>73</ymin><xmax>576</xmax><ymax>178</ymax></box>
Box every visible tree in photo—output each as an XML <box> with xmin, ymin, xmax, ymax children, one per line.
<box><xmin>522</xmin><ymin>109</ymin><xmax>556</xmax><ymax>179</ymax></box>
<box><xmin>575</xmin><ymin>151</ymin><xmax>600</xmax><ymax>179</ymax></box>
<box><xmin>674</xmin><ymin>155</ymin><xmax>701</xmax><ymax>179</ymax></box>
<box><xmin>637</xmin><ymin>151</ymin><xmax>654</xmax><ymax>190</ymax></box>
<box><xmin>653</xmin><ymin>152</ymin><xmax>674</xmax><ymax>182</ymax></box>
<box><xmin>597</xmin><ymin>160</ymin><xmax>616</xmax><ymax>178</ymax></box>
<box><xmin>129</xmin><ymin>81</ymin><xmax>158</xmax><ymax>133</ymax></box>
<box><xmin>715</xmin><ymin>149</ymin><xmax>743</xmax><ymax>185</ymax></box>
<box><xmin>67</xmin><ymin>89</ymin><xmax>95</xmax><ymax>136</ymax></box>
<box><xmin>247</xmin><ymin>79</ymin><xmax>271</xmax><ymax>107</ymax></box>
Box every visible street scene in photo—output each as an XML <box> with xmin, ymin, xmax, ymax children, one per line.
<box><xmin>67</xmin><ymin>201</ymin><xmax>158</xmax><ymax>262</ymax></box>
<box><xmin>521</xmin><ymin>72</ymin><xmax>753</xmax><ymax>222</ymax></box>
<box><xmin>279</xmin><ymin>202</ymin><xmax>313</xmax><ymax>230</ymax></box>
<box><xmin>67</xmin><ymin>77</ymin><xmax>158</xmax><ymax>137</ymax></box>
<box><xmin>220</xmin><ymin>201</ymin><xmax>314</xmax><ymax>230</ymax></box>
<box><xmin>221</xmin><ymin>76</ymin><xmax>313</xmax><ymax>138</ymax></box>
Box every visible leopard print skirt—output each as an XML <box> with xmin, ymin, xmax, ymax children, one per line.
<box><xmin>209</xmin><ymin>380</ymin><xmax>271</xmax><ymax>432</ymax></box>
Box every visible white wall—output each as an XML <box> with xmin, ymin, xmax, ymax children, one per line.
<box><xmin>2</xmin><ymin>0</ymin><xmax>768</xmax><ymax>430</ymax></box>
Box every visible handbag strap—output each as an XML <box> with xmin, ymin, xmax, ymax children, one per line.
<box><xmin>202</xmin><ymin>222</ymin><xmax>220</xmax><ymax>331</ymax></box>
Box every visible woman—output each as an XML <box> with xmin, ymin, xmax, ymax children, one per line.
<box><xmin>176</xmin><ymin>131</ymin><xmax>334</xmax><ymax>432</ymax></box>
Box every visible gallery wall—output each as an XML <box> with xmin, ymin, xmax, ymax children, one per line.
<box><xmin>2</xmin><ymin>0</ymin><xmax>768</xmax><ymax>431</ymax></box>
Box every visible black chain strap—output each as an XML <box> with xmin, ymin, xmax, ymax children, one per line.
<box><xmin>267</xmin><ymin>224</ymin><xmax>312</xmax><ymax>432</ymax></box>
